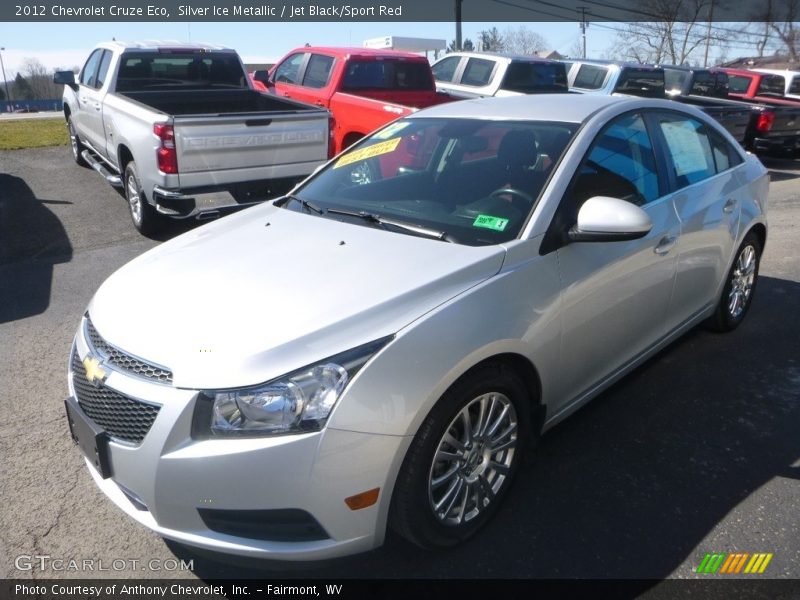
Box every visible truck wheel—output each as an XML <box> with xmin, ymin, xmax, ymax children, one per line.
<box><xmin>124</xmin><ymin>162</ymin><xmax>163</xmax><ymax>236</ymax></box>
<box><xmin>67</xmin><ymin>118</ymin><xmax>88</xmax><ymax>167</ymax></box>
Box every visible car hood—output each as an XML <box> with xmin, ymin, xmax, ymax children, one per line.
<box><xmin>89</xmin><ymin>203</ymin><xmax>506</xmax><ymax>389</ymax></box>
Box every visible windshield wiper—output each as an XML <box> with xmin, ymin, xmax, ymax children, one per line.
<box><xmin>325</xmin><ymin>208</ymin><xmax>454</xmax><ymax>242</ymax></box>
<box><xmin>277</xmin><ymin>194</ymin><xmax>324</xmax><ymax>215</ymax></box>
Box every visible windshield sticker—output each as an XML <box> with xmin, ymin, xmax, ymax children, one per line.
<box><xmin>373</xmin><ymin>121</ymin><xmax>411</xmax><ymax>140</ymax></box>
<box><xmin>473</xmin><ymin>215</ymin><xmax>510</xmax><ymax>232</ymax></box>
<box><xmin>334</xmin><ymin>138</ymin><xmax>402</xmax><ymax>169</ymax></box>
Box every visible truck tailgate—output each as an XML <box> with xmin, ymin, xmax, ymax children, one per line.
<box><xmin>700</xmin><ymin>105</ymin><xmax>752</xmax><ymax>143</ymax></box>
<box><xmin>174</xmin><ymin>112</ymin><xmax>329</xmax><ymax>187</ymax></box>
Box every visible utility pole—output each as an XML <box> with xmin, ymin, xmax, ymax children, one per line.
<box><xmin>703</xmin><ymin>0</ymin><xmax>715</xmax><ymax>67</ymax></box>
<box><xmin>578</xmin><ymin>7</ymin><xmax>589</xmax><ymax>58</ymax></box>
<box><xmin>0</xmin><ymin>48</ymin><xmax>12</xmax><ymax>114</ymax></box>
<box><xmin>454</xmin><ymin>0</ymin><xmax>463</xmax><ymax>51</ymax></box>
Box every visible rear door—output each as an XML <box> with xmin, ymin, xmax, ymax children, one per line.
<box><xmin>650</xmin><ymin>111</ymin><xmax>743</xmax><ymax>326</ymax></box>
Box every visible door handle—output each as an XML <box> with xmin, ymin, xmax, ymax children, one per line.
<box><xmin>314</xmin><ymin>101</ymin><xmax>325</xmax><ymax>107</ymax></box>
<box><xmin>723</xmin><ymin>198</ymin><xmax>736</xmax><ymax>214</ymax></box>
<box><xmin>654</xmin><ymin>235</ymin><xmax>677</xmax><ymax>255</ymax></box>
<box><xmin>283</xmin><ymin>92</ymin><xmax>290</xmax><ymax>97</ymax></box>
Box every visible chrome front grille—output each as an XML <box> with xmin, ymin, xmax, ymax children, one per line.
<box><xmin>71</xmin><ymin>350</ymin><xmax>161</xmax><ymax>444</ymax></box>
<box><xmin>85</xmin><ymin>317</ymin><xmax>173</xmax><ymax>384</ymax></box>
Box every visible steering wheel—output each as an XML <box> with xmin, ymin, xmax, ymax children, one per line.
<box><xmin>489</xmin><ymin>187</ymin><xmax>534</xmax><ymax>205</ymax></box>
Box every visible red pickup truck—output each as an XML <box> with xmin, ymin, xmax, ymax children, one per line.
<box><xmin>719</xmin><ymin>68</ymin><xmax>800</xmax><ymax>154</ymax></box>
<box><xmin>253</xmin><ymin>47</ymin><xmax>454</xmax><ymax>156</ymax></box>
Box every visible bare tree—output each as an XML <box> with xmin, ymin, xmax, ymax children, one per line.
<box><xmin>21</xmin><ymin>58</ymin><xmax>61</xmax><ymax>99</ymax></box>
<box><xmin>605</xmin><ymin>0</ymin><xmax>718</xmax><ymax>65</ymax></box>
<box><xmin>746</xmin><ymin>0</ymin><xmax>799</xmax><ymax>62</ymax></box>
<box><xmin>501</xmin><ymin>26</ymin><xmax>548</xmax><ymax>55</ymax></box>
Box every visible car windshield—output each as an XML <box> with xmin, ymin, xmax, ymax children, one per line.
<box><xmin>287</xmin><ymin>117</ymin><xmax>578</xmax><ymax>246</ymax></box>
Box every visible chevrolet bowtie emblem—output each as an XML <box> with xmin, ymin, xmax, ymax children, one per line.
<box><xmin>83</xmin><ymin>355</ymin><xmax>107</xmax><ymax>387</ymax></box>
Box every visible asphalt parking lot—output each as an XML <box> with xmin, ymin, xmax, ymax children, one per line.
<box><xmin>0</xmin><ymin>145</ymin><xmax>798</xmax><ymax>582</ymax></box>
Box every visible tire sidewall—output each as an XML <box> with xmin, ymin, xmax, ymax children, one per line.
<box><xmin>719</xmin><ymin>233</ymin><xmax>762</xmax><ymax>330</ymax></box>
<box><xmin>394</xmin><ymin>364</ymin><xmax>531</xmax><ymax>548</ymax></box>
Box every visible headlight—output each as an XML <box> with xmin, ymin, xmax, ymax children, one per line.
<box><xmin>192</xmin><ymin>336</ymin><xmax>392</xmax><ymax>438</ymax></box>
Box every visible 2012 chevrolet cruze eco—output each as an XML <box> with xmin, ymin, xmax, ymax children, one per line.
<box><xmin>66</xmin><ymin>94</ymin><xmax>768</xmax><ymax>560</ymax></box>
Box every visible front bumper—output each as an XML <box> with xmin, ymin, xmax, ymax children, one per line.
<box><xmin>68</xmin><ymin>320</ymin><xmax>408</xmax><ymax>560</ymax></box>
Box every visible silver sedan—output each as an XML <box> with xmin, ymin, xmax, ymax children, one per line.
<box><xmin>67</xmin><ymin>93</ymin><xmax>768</xmax><ymax>559</ymax></box>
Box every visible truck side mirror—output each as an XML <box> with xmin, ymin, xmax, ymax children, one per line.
<box><xmin>54</xmin><ymin>70</ymin><xmax>77</xmax><ymax>89</ymax></box>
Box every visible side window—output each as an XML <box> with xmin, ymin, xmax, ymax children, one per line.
<box><xmin>273</xmin><ymin>53</ymin><xmax>305</xmax><ymax>85</ymax></box>
<box><xmin>302</xmin><ymin>54</ymin><xmax>334</xmax><ymax>88</ymax></box>
<box><xmin>79</xmin><ymin>49</ymin><xmax>103</xmax><ymax>87</ymax></box>
<box><xmin>727</xmin><ymin>75</ymin><xmax>751</xmax><ymax>94</ymax></box>
<box><xmin>657</xmin><ymin>115</ymin><xmax>716</xmax><ymax>187</ymax></box>
<box><xmin>460</xmin><ymin>58</ymin><xmax>495</xmax><ymax>87</ymax></box>
<box><xmin>94</xmin><ymin>50</ymin><xmax>113</xmax><ymax>89</ymax></box>
<box><xmin>432</xmin><ymin>56</ymin><xmax>461</xmax><ymax>83</ymax></box>
<box><xmin>789</xmin><ymin>76</ymin><xmax>800</xmax><ymax>95</ymax></box>
<box><xmin>573</xmin><ymin>113</ymin><xmax>660</xmax><ymax>206</ymax></box>
<box><xmin>573</xmin><ymin>64</ymin><xmax>608</xmax><ymax>90</ymax></box>
<box><xmin>707</xmin><ymin>127</ymin><xmax>744</xmax><ymax>173</ymax></box>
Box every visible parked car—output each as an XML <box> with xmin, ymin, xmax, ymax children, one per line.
<box><xmin>55</xmin><ymin>41</ymin><xmax>331</xmax><ymax>234</ymax></box>
<box><xmin>567</xmin><ymin>60</ymin><xmax>754</xmax><ymax>146</ymax></box>
<box><xmin>719</xmin><ymin>68</ymin><xmax>800</xmax><ymax>154</ymax></box>
<box><xmin>66</xmin><ymin>94</ymin><xmax>768</xmax><ymax>561</ymax></box>
<box><xmin>661</xmin><ymin>65</ymin><xmax>753</xmax><ymax>146</ymax></box>
<box><xmin>566</xmin><ymin>59</ymin><xmax>666</xmax><ymax>97</ymax></box>
<box><xmin>258</xmin><ymin>46</ymin><xmax>454</xmax><ymax>156</ymax></box>
<box><xmin>431</xmin><ymin>51</ymin><xmax>568</xmax><ymax>98</ymax></box>
<box><xmin>753</xmin><ymin>68</ymin><xmax>800</xmax><ymax>101</ymax></box>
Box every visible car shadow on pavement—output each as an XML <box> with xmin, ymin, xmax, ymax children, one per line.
<box><xmin>165</xmin><ymin>275</ymin><xmax>800</xmax><ymax>580</ymax></box>
<box><xmin>0</xmin><ymin>174</ymin><xmax>72</xmax><ymax>323</ymax></box>
<box><xmin>762</xmin><ymin>156</ymin><xmax>800</xmax><ymax>182</ymax></box>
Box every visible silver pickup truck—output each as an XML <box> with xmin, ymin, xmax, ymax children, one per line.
<box><xmin>55</xmin><ymin>41</ymin><xmax>330</xmax><ymax>234</ymax></box>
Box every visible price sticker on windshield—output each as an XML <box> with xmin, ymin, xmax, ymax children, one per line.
<box><xmin>473</xmin><ymin>214</ymin><xmax>510</xmax><ymax>232</ymax></box>
<box><xmin>334</xmin><ymin>138</ymin><xmax>402</xmax><ymax>169</ymax></box>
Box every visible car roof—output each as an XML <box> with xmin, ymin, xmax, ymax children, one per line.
<box><xmin>408</xmin><ymin>93</ymin><xmax>644</xmax><ymax>123</ymax></box>
<box><xmin>288</xmin><ymin>46</ymin><xmax>427</xmax><ymax>61</ymax></box>
<box><xmin>754</xmin><ymin>68</ymin><xmax>800</xmax><ymax>77</ymax></box>
<box><xmin>434</xmin><ymin>51</ymin><xmax>559</xmax><ymax>64</ymax></box>
<box><xmin>98</xmin><ymin>40</ymin><xmax>233</xmax><ymax>52</ymax></box>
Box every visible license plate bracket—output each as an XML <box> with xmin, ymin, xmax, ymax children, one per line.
<box><xmin>65</xmin><ymin>396</ymin><xmax>112</xmax><ymax>479</ymax></box>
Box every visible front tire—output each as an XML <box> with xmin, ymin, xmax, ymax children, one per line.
<box><xmin>391</xmin><ymin>364</ymin><xmax>531</xmax><ymax>549</ymax></box>
<box><xmin>708</xmin><ymin>232</ymin><xmax>762</xmax><ymax>332</ymax></box>
<box><xmin>67</xmin><ymin>118</ymin><xmax>88</xmax><ymax>167</ymax></box>
<box><xmin>124</xmin><ymin>161</ymin><xmax>163</xmax><ymax>236</ymax></box>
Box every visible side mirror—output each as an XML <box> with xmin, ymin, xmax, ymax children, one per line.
<box><xmin>53</xmin><ymin>70</ymin><xmax>77</xmax><ymax>88</ymax></box>
<box><xmin>252</xmin><ymin>70</ymin><xmax>270</xmax><ymax>85</ymax></box>
<box><xmin>568</xmin><ymin>196</ymin><xmax>652</xmax><ymax>242</ymax></box>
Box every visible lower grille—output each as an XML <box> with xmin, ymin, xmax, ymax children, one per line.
<box><xmin>71</xmin><ymin>350</ymin><xmax>161</xmax><ymax>444</ymax></box>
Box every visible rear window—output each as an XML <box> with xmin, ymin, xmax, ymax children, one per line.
<box><xmin>728</xmin><ymin>75</ymin><xmax>752</xmax><ymax>94</ymax></box>
<box><xmin>614</xmin><ymin>68</ymin><xmax>665</xmax><ymax>98</ymax></box>
<box><xmin>664</xmin><ymin>69</ymin><xmax>687</xmax><ymax>94</ymax></box>
<box><xmin>688</xmin><ymin>71</ymin><xmax>728</xmax><ymax>98</ymax></box>
<box><xmin>341</xmin><ymin>59</ymin><xmax>433</xmax><ymax>91</ymax></box>
<box><xmin>500</xmin><ymin>62</ymin><xmax>568</xmax><ymax>93</ymax></box>
<box><xmin>789</xmin><ymin>76</ymin><xmax>800</xmax><ymax>95</ymax></box>
<box><xmin>116</xmin><ymin>51</ymin><xmax>247</xmax><ymax>92</ymax></box>
<box><xmin>573</xmin><ymin>64</ymin><xmax>608</xmax><ymax>90</ymax></box>
<box><xmin>757</xmin><ymin>75</ymin><xmax>786</xmax><ymax>96</ymax></box>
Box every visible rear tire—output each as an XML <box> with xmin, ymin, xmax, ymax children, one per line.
<box><xmin>707</xmin><ymin>232</ymin><xmax>761</xmax><ymax>332</ymax></box>
<box><xmin>124</xmin><ymin>161</ymin><xmax>163</xmax><ymax>236</ymax></box>
<box><xmin>391</xmin><ymin>363</ymin><xmax>531</xmax><ymax>549</ymax></box>
<box><xmin>67</xmin><ymin>118</ymin><xmax>88</xmax><ymax>167</ymax></box>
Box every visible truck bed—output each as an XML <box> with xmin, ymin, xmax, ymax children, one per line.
<box><xmin>121</xmin><ymin>89</ymin><xmax>321</xmax><ymax>116</ymax></box>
